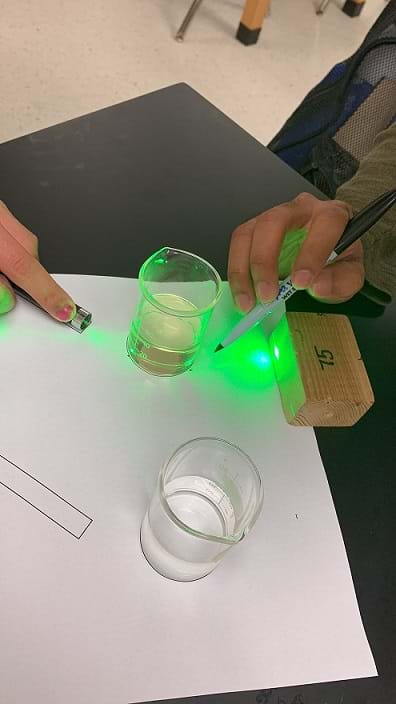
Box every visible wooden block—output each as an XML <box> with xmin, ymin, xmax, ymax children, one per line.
<box><xmin>269</xmin><ymin>312</ymin><xmax>374</xmax><ymax>427</ymax></box>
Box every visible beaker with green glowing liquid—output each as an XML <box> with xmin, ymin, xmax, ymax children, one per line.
<box><xmin>127</xmin><ymin>247</ymin><xmax>221</xmax><ymax>376</ymax></box>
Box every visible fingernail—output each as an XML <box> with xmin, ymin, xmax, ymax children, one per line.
<box><xmin>257</xmin><ymin>281</ymin><xmax>275</xmax><ymax>303</ymax></box>
<box><xmin>55</xmin><ymin>303</ymin><xmax>76</xmax><ymax>322</ymax></box>
<box><xmin>293</xmin><ymin>269</ymin><xmax>313</xmax><ymax>289</ymax></box>
<box><xmin>236</xmin><ymin>294</ymin><xmax>252</xmax><ymax>313</ymax></box>
<box><xmin>312</xmin><ymin>280</ymin><xmax>332</xmax><ymax>298</ymax></box>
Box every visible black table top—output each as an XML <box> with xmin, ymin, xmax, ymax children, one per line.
<box><xmin>0</xmin><ymin>83</ymin><xmax>394</xmax><ymax>704</ymax></box>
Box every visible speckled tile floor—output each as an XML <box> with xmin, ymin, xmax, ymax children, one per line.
<box><xmin>0</xmin><ymin>0</ymin><xmax>385</xmax><ymax>146</ymax></box>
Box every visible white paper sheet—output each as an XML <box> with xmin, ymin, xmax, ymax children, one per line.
<box><xmin>0</xmin><ymin>275</ymin><xmax>377</xmax><ymax>704</ymax></box>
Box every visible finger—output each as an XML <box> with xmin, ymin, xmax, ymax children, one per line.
<box><xmin>250</xmin><ymin>194</ymin><xmax>318</xmax><ymax>302</ymax></box>
<box><xmin>310</xmin><ymin>256</ymin><xmax>365</xmax><ymax>303</ymax></box>
<box><xmin>228</xmin><ymin>219</ymin><xmax>256</xmax><ymax>312</ymax></box>
<box><xmin>0</xmin><ymin>201</ymin><xmax>39</xmax><ymax>257</ymax></box>
<box><xmin>0</xmin><ymin>225</ymin><xmax>75</xmax><ymax>321</ymax></box>
<box><xmin>0</xmin><ymin>274</ymin><xmax>16</xmax><ymax>315</ymax></box>
<box><xmin>292</xmin><ymin>202</ymin><xmax>350</xmax><ymax>290</ymax></box>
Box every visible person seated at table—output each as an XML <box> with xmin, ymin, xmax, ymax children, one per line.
<box><xmin>1</xmin><ymin>128</ymin><xmax>395</xmax><ymax>320</ymax></box>
<box><xmin>228</xmin><ymin>125</ymin><xmax>396</xmax><ymax>312</ymax></box>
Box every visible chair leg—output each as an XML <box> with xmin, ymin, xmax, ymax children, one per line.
<box><xmin>236</xmin><ymin>0</ymin><xmax>271</xmax><ymax>46</ymax></box>
<box><xmin>316</xmin><ymin>0</ymin><xmax>331</xmax><ymax>15</ymax></box>
<box><xmin>342</xmin><ymin>0</ymin><xmax>365</xmax><ymax>17</ymax></box>
<box><xmin>175</xmin><ymin>0</ymin><xmax>205</xmax><ymax>41</ymax></box>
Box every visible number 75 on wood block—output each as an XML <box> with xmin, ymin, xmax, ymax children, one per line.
<box><xmin>269</xmin><ymin>312</ymin><xmax>374</xmax><ymax>427</ymax></box>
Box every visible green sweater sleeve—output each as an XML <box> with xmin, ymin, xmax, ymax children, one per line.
<box><xmin>336</xmin><ymin>124</ymin><xmax>396</xmax><ymax>304</ymax></box>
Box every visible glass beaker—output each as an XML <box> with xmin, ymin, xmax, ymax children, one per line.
<box><xmin>127</xmin><ymin>247</ymin><xmax>221</xmax><ymax>376</ymax></box>
<box><xmin>140</xmin><ymin>438</ymin><xmax>264</xmax><ymax>582</ymax></box>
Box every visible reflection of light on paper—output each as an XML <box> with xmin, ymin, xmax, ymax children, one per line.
<box><xmin>197</xmin><ymin>323</ymin><xmax>276</xmax><ymax>393</ymax></box>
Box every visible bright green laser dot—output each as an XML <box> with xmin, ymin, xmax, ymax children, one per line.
<box><xmin>82</xmin><ymin>325</ymin><xmax>122</xmax><ymax>353</ymax></box>
<box><xmin>250</xmin><ymin>350</ymin><xmax>271</xmax><ymax>369</ymax></box>
<box><xmin>200</xmin><ymin>323</ymin><xmax>276</xmax><ymax>392</ymax></box>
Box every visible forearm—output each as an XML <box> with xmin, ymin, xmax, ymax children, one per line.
<box><xmin>336</xmin><ymin>125</ymin><xmax>396</xmax><ymax>303</ymax></box>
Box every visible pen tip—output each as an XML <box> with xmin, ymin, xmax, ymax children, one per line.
<box><xmin>214</xmin><ymin>344</ymin><xmax>224</xmax><ymax>353</ymax></box>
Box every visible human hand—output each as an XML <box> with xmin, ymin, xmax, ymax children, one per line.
<box><xmin>228</xmin><ymin>192</ymin><xmax>365</xmax><ymax>312</ymax></box>
<box><xmin>0</xmin><ymin>201</ymin><xmax>75</xmax><ymax>320</ymax></box>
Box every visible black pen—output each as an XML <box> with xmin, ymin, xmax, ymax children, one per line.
<box><xmin>13</xmin><ymin>284</ymin><xmax>92</xmax><ymax>333</ymax></box>
<box><xmin>216</xmin><ymin>189</ymin><xmax>396</xmax><ymax>352</ymax></box>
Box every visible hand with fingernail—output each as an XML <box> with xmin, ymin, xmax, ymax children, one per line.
<box><xmin>228</xmin><ymin>192</ymin><xmax>365</xmax><ymax>312</ymax></box>
<box><xmin>0</xmin><ymin>201</ymin><xmax>76</xmax><ymax>321</ymax></box>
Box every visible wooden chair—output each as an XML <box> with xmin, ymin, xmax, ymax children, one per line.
<box><xmin>175</xmin><ymin>0</ymin><xmax>271</xmax><ymax>44</ymax></box>
<box><xmin>175</xmin><ymin>0</ymin><xmax>367</xmax><ymax>44</ymax></box>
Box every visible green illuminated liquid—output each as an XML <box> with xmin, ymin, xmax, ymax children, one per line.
<box><xmin>127</xmin><ymin>293</ymin><xmax>202</xmax><ymax>376</ymax></box>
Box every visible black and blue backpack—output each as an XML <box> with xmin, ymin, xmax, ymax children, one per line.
<box><xmin>268</xmin><ymin>1</ymin><xmax>396</xmax><ymax>197</ymax></box>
